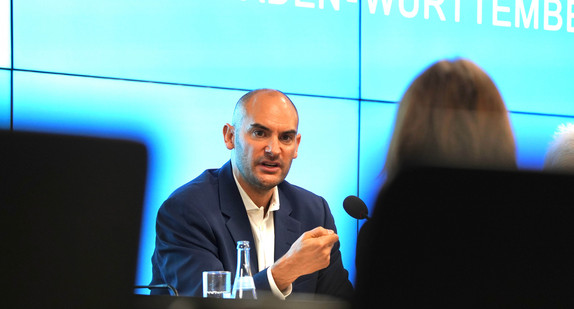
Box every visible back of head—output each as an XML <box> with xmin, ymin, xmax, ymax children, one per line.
<box><xmin>384</xmin><ymin>59</ymin><xmax>516</xmax><ymax>180</ymax></box>
<box><xmin>544</xmin><ymin>123</ymin><xmax>574</xmax><ymax>172</ymax></box>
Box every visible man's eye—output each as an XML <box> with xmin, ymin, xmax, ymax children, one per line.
<box><xmin>280</xmin><ymin>135</ymin><xmax>293</xmax><ymax>143</ymax></box>
<box><xmin>253</xmin><ymin>130</ymin><xmax>265</xmax><ymax>137</ymax></box>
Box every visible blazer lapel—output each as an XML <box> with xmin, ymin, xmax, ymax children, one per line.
<box><xmin>218</xmin><ymin>161</ymin><xmax>259</xmax><ymax>271</ymax></box>
<box><xmin>274</xmin><ymin>186</ymin><xmax>302</xmax><ymax>260</ymax></box>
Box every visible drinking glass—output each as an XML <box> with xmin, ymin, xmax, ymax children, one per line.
<box><xmin>202</xmin><ymin>271</ymin><xmax>231</xmax><ymax>298</ymax></box>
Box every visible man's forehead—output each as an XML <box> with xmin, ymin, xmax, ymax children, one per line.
<box><xmin>233</xmin><ymin>89</ymin><xmax>299</xmax><ymax>129</ymax></box>
<box><xmin>245</xmin><ymin>97</ymin><xmax>297</xmax><ymax>124</ymax></box>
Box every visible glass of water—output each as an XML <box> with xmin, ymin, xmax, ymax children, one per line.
<box><xmin>202</xmin><ymin>271</ymin><xmax>231</xmax><ymax>298</ymax></box>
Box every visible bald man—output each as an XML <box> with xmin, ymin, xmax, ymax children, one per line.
<box><xmin>150</xmin><ymin>89</ymin><xmax>354</xmax><ymax>300</ymax></box>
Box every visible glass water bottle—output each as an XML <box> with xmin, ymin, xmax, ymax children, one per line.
<box><xmin>231</xmin><ymin>240</ymin><xmax>257</xmax><ymax>299</ymax></box>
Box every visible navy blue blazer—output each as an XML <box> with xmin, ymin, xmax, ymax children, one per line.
<box><xmin>150</xmin><ymin>161</ymin><xmax>353</xmax><ymax>300</ymax></box>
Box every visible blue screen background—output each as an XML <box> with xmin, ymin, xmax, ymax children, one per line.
<box><xmin>2</xmin><ymin>0</ymin><xmax>574</xmax><ymax>291</ymax></box>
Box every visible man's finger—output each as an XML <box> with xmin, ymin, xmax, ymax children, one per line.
<box><xmin>321</xmin><ymin>233</ymin><xmax>339</xmax><ymax>246</ymax></box>
<box><xmin>306</xmin><ymin>226</ymin><xmax>334</xmax><ymax>238</ymax></box>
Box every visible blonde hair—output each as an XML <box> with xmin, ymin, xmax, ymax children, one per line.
<box><xmin>544</xmin><ymin>123</ymin><xmax>574</xmax><ymax>171</ymax></box>
<box><xmin>384</xmin><ymin>59</ymin><xmax>517</xmax><ymax>180</ymax></box>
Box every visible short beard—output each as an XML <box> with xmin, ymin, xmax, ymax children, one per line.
<box><xmin>244</xmin><ymin>170</ymin><xmax>282</xmax><ymax>192</ymax></box>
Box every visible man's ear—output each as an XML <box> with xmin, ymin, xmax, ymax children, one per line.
<box><xmin>223</xmin><ymin>123</ymin><xmax>235</xmax><ymax>150</ymax></box>
<box><xmin>293</xmin><ymin>133</ymin><xmax>301</xmax><ymax>159</ymax></box>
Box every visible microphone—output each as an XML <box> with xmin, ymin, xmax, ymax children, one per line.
<box><xmin>343</xmin><ymin>195</ymin><xmax>370</xmax><ymax>220</ymax></box>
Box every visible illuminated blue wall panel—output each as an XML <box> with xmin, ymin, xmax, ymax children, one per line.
<box><xmin>362</xmin><ymin>0</ymin><xmax>574</xmax><ymax>116</ymax></box>
<box><xmin>0</xmin><ymin>0</ymin><xmax>9</xmax><ymax>69</ymax></box>
<box><xmin>285</xmin><ymin>95</ymin><xmax>359</xmax><ymax>282</ymax></box>
<box><xmin>0</xmin><ymin>70</ymin><xmax>9</xmax><ymax>129</ymax></box>
<box><xmin>12</xmin><ymin>70</ymin><xmax>361</xmax><ymax>287</ymax></box>
<box><xmin>511</xmin><ymin>112</ymin><xmax>574</xmax><ymax>170</ymax></box>
<box><xmin>14</xmin><ymin>0</ymin><xmax>359</xmax><ymax>98</ymax></box>
<box><xmin>358</xmin><ymin>101</ymin><xmax>397</xmax><ymax>212</ymax></box>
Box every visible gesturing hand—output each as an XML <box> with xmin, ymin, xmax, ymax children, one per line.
<box><xmin>270</xmin><ymin>226</ymin><xmax>339</xmax><ymax>291</ymax></box>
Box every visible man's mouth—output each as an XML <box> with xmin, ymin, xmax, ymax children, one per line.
<box><xmin>262</xmin><ymin>162</ymin><xmax>279</xmax><ymax>168</ymax></box>
<box><xmin>260</xmin><ymin>161</ymin><xmax>280</xmax><ymax>171</ymax></box>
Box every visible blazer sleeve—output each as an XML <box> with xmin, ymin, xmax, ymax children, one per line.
<box><xmin>151</xmin><ymin>189</ymin><xmax>271</xmax><ymax>297</ymax></box>
<box><xmin>151</xmin><ymin>196</ymin><xmax>221</xmax><ymax>296</ymax></box>
<box><xmin>315</xmin><ymin>197</ymin><xmax>355</xmax><ymax>301</ymax></box>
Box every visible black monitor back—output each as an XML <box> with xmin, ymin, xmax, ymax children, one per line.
<box><xmin>0</xmin><ymin>131</ymin><xmax>147</xmax><ymax>309</ymax></box>
<box><xmin>354</xmin><ymin>166</ymin><xmax>574</xmax><ymax>308</ymax></box>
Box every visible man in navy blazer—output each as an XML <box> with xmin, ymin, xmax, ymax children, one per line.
<box><xmin>150</xmin><ymin>89</ymin><xmax>354</xmax><ymax>300</ymax></box>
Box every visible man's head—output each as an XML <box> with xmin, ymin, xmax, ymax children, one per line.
<box><xmin>223</xmin><ymin>89</ymin><xmax>301</xmax><ymax>197</ymax></box>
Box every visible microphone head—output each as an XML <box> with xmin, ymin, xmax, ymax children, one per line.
<box><xmin>343</xmin><ymin>195</ymin><xmax>369</xmax><ymax>220</ymax></box>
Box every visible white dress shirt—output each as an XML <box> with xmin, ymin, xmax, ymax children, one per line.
<box><xmin>233</xmin><ymin>174</ymin><xmax>293</xmax><ymax>299</ymax></box>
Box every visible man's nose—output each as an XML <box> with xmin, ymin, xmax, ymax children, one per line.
<box><xmin>265</xmin><ymin>139</ymin><xmax>280</xmax><ymax>155</ymax></box>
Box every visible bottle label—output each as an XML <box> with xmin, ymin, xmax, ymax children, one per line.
<box><xmin>235</xmin><ymin>277</ymin><xmax>255</xmax><ymax>290</ymax></box>
<box><xmin>232</xmin><ymin>277</ymin><xmax>257</xmax><ymax>299</ymax></box>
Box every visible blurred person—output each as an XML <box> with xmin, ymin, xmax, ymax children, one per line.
<box><xmin>544</xmin><ymin>123</ymin><xmax>574</xmax><ymax>171</ymax></box>
<box><xmin>150</xmin><ymin>89</ymin><xmax>353</xmax><ymax>300</ymax></box>
<box><xmin>354</xmin><ymin>58</ymin><xmax>518</xmax><ymax>308</ymax></box>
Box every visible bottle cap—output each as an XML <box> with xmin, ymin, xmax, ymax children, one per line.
<box><xmin>236</xmin><ymin>240</ymin><xmax>250</xmax><ymax>249</ymax></box>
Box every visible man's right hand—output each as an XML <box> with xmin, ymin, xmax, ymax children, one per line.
<box><xmin>269</xmin><ymin>226</ymin><xmax>339</xmax><ymax>291</ymax></box>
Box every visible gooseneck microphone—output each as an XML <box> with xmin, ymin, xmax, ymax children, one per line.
<box><xmin>343</xmin><ymin>195</ymin><xmax>370</xmax><ymax>220</ymax></box>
